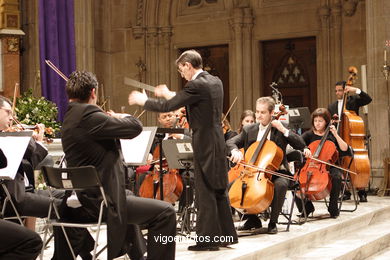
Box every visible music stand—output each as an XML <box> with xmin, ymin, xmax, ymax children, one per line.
<box><xmin>288</xmin><ymin>107</ymin><xmax>311</xmax><ymax>134</ymax></box>
<box><xmin>0</xmin><ymin>131</ymin><xmax>33</xmax><ymax>225</ymax></box>
<box><xmin>120</xmin><ymin>127</ymin><xmax>157</xmax><ymax>193</ymax></box>
<box><xmin>163</xmin><ymin>139</ymin><xmax>195</xmax><ymax>235</ymax></box>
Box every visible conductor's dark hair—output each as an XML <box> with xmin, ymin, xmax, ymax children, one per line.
<box><xmin>66</xmin><ymin>71</ymin><xmax>98</xmax><ymax>102</ymax></box>
<box><xmin>175</xmin><ymin>49</ymin><xmax>203</xmax><ymax>69</ymax></box>
<box><xmin>335</xmin><ymin>81</ymin><xmax>346</xmax><ymax>89</ymax></box>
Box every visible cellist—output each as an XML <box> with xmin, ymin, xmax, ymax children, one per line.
<box><xmin>227</xmin><ymin>97</ymin><xmax>305</xmax><ymax>234</ymax></box>
<box><xmin>328</xmin><ymin>81</ymin><xmax>372</xmax><ymax>202</ymax></box>
<box><xmin>297</xmin><ymin>108</ymin><xmax>352</xmax><ymax>218</ymax></box>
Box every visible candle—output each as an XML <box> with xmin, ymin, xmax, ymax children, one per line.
<box><xmin>385</xmin><ymin>49</ymin><xmax>387</xmax><ymax>64</ymax></box>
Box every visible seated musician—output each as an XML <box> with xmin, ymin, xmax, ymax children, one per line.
<box><xmin>61</xmin><ymin>71</ymin><xmax>176</xmax><ymax>260</ymax></box>
<box><xmin>0</xmin><ymin>95</ymin><xmax>95</xmax><ymax>259</ymax></box>
<box><xmin>328</xmin><ymin>81</ymin><xmax>372</xmax><ymax>202</ymax></box>
<box><xmin>222</xmin><ymin>114</ymin><xmax>237</xmax><ymax>141</ymax></box>
<box><xmin>237</xmin><ymin>110</ymin><xmax>255</xmax><ymax>134</ymax></box>
<box><xmin>297</xmin><ymin>108</ymin><xmax>352</xmax><ymax>218</ymax></box>
<box><xmin>0</xmin><ymin>148</ymin><xmax>43</xmax><ymax>260</ymax></box>
<box><xmin>227</xmin><ymin>97</ymin><xmax>305</xmax><ymax>234</ymax></box>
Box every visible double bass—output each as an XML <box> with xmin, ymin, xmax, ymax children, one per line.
<box><xmin>339</xmin><ymin>67</ymin><xmax>371</xmax><ymax>189</ymax></box>
<box><xmin>229</xmin><ymin>107</ymin><xmax>287</xmax><ymax>214</ymax></box>
<box><xmin>297</xmin><ymin>117</ymin><xmax>339</xmax><ymax>201</ymax></box>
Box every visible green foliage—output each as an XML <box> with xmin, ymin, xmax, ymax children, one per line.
<box><xmin>14</xmin><ymin>88</ymin><xmax>61</xmax><ymax>137</ymax></box>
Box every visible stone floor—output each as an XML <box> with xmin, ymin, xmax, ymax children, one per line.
<box><xmin>40</xmin><ymin>195</ymin><xmax>390</xmax><ymax>260</ymax></box>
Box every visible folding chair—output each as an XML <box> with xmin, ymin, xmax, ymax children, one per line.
<box><xmin>40</xmin><ymin>165</ymin><xmax>107</xmax><ymax>260</ymax></box>
<box><xmin>278</xmin><ymin>150</ymin><xmax>306</xmax><ymax>231</ymax></box>
<box><xmin>0</xmin><ymin>180</ymin><xmax>24</xmax><ymax>225</ymax></box>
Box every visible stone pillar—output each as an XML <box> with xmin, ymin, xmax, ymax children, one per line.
<box><xmin>330</xmin><ymin>0</ymin><xmax>343</xmax><ymax>85</ymax></box>
<box><xmin>242</xmin><ymin>8</ymin><xmax>254</xmax><ymax>111</ymax></box>
<box><xmin>0</xmin><ymin>0</ymin><xmax>24</xmax><ymax>98</ymax></box>
<box><xmin>366</xmin><ymin>0</ymin><xmax>390</xmax><ymax>190</ymax></box>
<box><xmin>74</xmin><ymin>0</ymin><xmax>94</xmax><ymax>72</ymax></box>
<box><xmin>318</xmin><ymin>3</ymin><xmax>331</xmax><ymax>106</ymax></box>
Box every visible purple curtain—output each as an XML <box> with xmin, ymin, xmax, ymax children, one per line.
<box><xmin>38</xmin><ymin>0</ymin><xmax>76</xmax><ymax>121</ymax></box>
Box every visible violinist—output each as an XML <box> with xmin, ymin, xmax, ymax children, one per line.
<box><xmin>222</xmin><ymin>113</ymin><xmax>237</xmax><ymax>141</ymax></box>
<box><xmin>227</xmin><ymin>97</ymin><xmax>305</xmax><ymax>234</ymax></box>
<box><xmin>129</xmin><ymin>49</ymin><xmax>238</xmax><ymax>251</ymax></box>
<box><xmin>297</xmin><ymin>108</ymin><xmax>352</xmax><ymax>218</ymax></box>
<box><xmin>0</xmin><ymin>95</ymin><xmax>94</xmax><ymax>259</ymax></box>
<box><xmin>328</xmin><ymin>81</ymin><xmax>372</xmax><ymax>202</ymax></box>
<box><xmin>237</xmin><ymin>109</ymin><xmax>255</xmax><ymax>134</ymax></box>
<box><xmin>0</xmin><ymin>148</ymin><xmax>43</xmax><ymax>260</ymax></box>
<box><xmin>61</xmin><ymin>71</ymin><xmax>176</xmax><ymax>259</ymax></box>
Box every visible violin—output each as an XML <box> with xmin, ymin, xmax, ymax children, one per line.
<box><xmin>139</xmin><ymin>144</ymin><xmax>183</xmax><ymax>203</ymax></box>
<box><xmin>175</xmin><ymin>107</ymin><xmax>189</xmax><ymax>129</ymax></box>
<box><xmin>297</xmin><ymin>116</ymin><xmax>339</xmax><ymax>201</ymax></box>
<box><xmin>229</xmin><ymin>105</ymin><xmax>287</xmax><ymax>214</ymax></box>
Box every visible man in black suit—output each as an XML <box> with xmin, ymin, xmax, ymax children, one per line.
<box><xmin>0</xmin><ymin>95</ymin><xmax>95</xmax><ymax>259</ymax></box>
<box><xmin>0</xmin><ymin>148</ymin><xmax>43</xmax><ymax>260</ymax></box>
<box><xmin>129</xmin><ymin>49</ymin><xmax>238</xmax><ymax>251</ymax></box>
<box><xmin>328</xmin><ymin>81</ymin><xmax>372</xmax><ymax>202</ymax></box>
<box><xmin>227</xmin><ymin>97</ymin><xmax>306</xmax><ymax>234</ymax></box>
<box><xmin>61</xmin><ymin>71</ymin><xmax>176</xmax><ymax>260</ymax></box>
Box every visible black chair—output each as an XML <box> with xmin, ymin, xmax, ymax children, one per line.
<box><xmin>278</xmin><ymin>149</ymin><xmax>305</xmax><ymax>231</ymax></box>
<box><xmin>40</xmin><ymin>165</ymin><xmax>107</xmax><ymax>260</ymax></box>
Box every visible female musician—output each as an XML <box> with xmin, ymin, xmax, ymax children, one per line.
<box><xmin>227</xmin><ymin>97</ymin><xmax>305</xmax><ymax>234</ymax></box>
<box><xmin>298</xmin><ymin>108</ymin><xmax>352</xmax><ymax>218</ymax></box>
<box><xmin>237</xmin><ymin>110</ymin><xmax>255</xmax><ymax>134</ymax></box>
<box><xmin>222</xmin><ymin>113</ymin><xmax>237</xmax><ymax>141</ymax></box>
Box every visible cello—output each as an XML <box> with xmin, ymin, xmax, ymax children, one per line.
<box><xmin>228</xmin><ymin>106</ymin><xmax>287</xmax><ymax>214</ymax></box>
<box><xmin>139</xmin><ymin>144</ymin><xmax>183</xmax><ymax>203</ymax></box>
<box><xmin>339</xmin><ymin>67</ymin><xmax>371</xmax><ymax>189</ymax></box>
<box><xmin>297</xmin><ymin>116</ymin><xmax>339</xmax><ymax>201</ymax></box>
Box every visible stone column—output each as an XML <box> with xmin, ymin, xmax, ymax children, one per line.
<box><xmin>366</xmin><ymin>0</ymin><xmax>390</xmax><ymax>190</ymax></box>
<box><xmin>330</xmin><ymin>0</ymin><xmax>342</xmax><ymax>85</ymax></box>
<box><xmin>74</xmin><ymin>0</ymin><xmax>94</xmax><ymax>72</ymax></box>
<box><xmin>318</xmin><ymin>3</ymin><xmax>331</xmax><ymax>106</ymax></box>
<box><xmin>242</xmin><ymin>7</ymin><xmax>254</xmax><ymax>112</ymax></box>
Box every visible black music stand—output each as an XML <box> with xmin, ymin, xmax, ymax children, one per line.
<box><xmin>162</xmin><ymin>139</ymin><xmax>195</xmax><ymax>235</ymax></box>
<box><xmin>154</xmin><ymin>128</ymin><xmax>185</xmax><ymax>201</ymax></box>
<box><xmin>288</xmin><ymin>107</ymin><xmax>311</xmax><ymax>134</ymax></box>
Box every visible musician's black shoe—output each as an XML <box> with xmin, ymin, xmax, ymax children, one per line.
<box><xmin>188</xmin><ymin>244</ymin><xmax>219</xmax><ymax>251</ymax></box>
<box><xmin>358</xmin><ymin>190</ymin><xmax>368</xmax><ymax>202</ymax></box>
<box><xmin>267</xmin><ymin>222</ymin><xmax>278</xmax><ymax>234</ymax></box>
<box><xmin>219</xmin><ymin>239</ymin><xmax>239</xmax><ymax>247</ymax></box>
<box><xmin>298</xmin><ymin>208</ymin><xmax>314</xmax><ymax>218</ymax></box>
<box><xmin>329</xmin><ymin>209</ymin><xmax>340</xmax><ymax>219</ymax></box>
<box><xmin>342</xmin><ymin>190</ymin><xmax>351</xmax><ymax>201</ymax></box>
<box><xmin>237</xmin><ymin>217</ymin><xmax>262</xmax><ymax>231</ymax></box>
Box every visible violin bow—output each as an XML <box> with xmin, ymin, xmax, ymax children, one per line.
<box><xmin>137</xmin><ymin>110</ymin><xmax>146</xmax><ymax>119</ymax></box>
<box><xmin>307</xmin><ymin>156</ymin><xmax>357</xmax><ymax>175</ymax></box>
<box><xmin>45</xmin><ymin>60</ymin><xmax>69</xmax><ymax>82</ymax></box>
<box><xmin>10</xmin><ymin>83</ymin><xmax>20</xmax><ymax>127</ymax></box>
<box><xmin>222</xmin><ymin>96</ymin><xmax>238</xmax><ymax>123</ymax></box>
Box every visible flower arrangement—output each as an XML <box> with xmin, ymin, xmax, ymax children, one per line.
<box><xmin>14</xmin><ymin>88</ymin><xmax>61</xmax><ymax>138</ymax></box>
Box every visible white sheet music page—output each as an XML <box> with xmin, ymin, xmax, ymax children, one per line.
<box><xmin>0</xmin><ymin>134</ymin><xmax>32</xmax><ymax>180</ymax></box>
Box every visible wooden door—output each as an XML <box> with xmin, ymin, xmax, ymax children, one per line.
<box><xmin>262</xmin><ymin>37</ymin><xmax>317</xmax><ymax>111</ymax></box>
<box><xmin>179</xmin><ymin>45</ymin><xmax>230</xmax><ymax>114</ymax></box>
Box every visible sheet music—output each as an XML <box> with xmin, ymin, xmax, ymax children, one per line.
<box><xmin>120</xmin><ymin>127</ymin><xmax>156</xmax><ymax>165</ymax></box>
<box><xmin>0</xmin><ymin>133</ymin><xmax>32</xmax><ymax>180</ymax></box>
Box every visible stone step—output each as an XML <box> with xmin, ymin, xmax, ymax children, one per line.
<box><xmin>174</xmin><ymin>196</ymin><xmax>390</xmax><ymax>260</ymax></box>
<box><xmin>367</xmin><ymin>246</ymin><xmax>390</xmax><ymax>260</ymax></box>
<box><xmin>288</xmin><ymin>217</ymin><xmax>390</xmax><ymax>259</ymax></box>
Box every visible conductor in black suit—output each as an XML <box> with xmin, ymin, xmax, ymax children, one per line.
<box><xmin>129</xmin><ymin>49</ymin><xmax>238</xmax><ymax>251</ymax></box>
<box><xmin>227</xmin><ymin>97</ymin><xmax>306</xmax><ymax>233</ymax></box>
<box><xmin>328</xmin><ymin>81</ymin><xmax>372</xmax><ymax>202</ymax></box>
<box><xmin>61</xmin><ymin>71</ymin><xmax>176</xmax><ymax>260</ymax></box>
